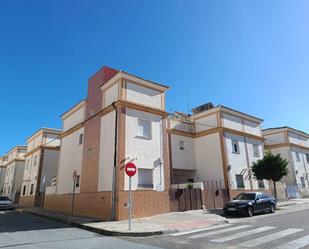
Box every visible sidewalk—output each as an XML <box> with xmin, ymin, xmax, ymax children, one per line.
<box><xmin>277</xmin><ymin>197</ymin><xmax>309</xmax><ymax>207</ymax></box>
<box><xmin>17</xmin><ymin>207</ymin><xmax>227</xmax><ymax>236</ymax></box>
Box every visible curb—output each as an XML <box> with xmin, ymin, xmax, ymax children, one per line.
<box><xmin>17</xmin><ymin>208</ymin><xmax>167</xmax><ymax>237</ymax></box>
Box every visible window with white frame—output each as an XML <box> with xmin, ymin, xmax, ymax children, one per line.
<box><xmin>33</xmin><ymin>155</ymin><xmax>38</xmax><ymax>166</ymax></box>
<box><xmin>258</xmin><ymin>179</ymin><xmax>265</xmax><ymax>189</ymax></box>
<box><xmin>137</xmin><ymin>119</ymin><xmax>152</xmax><ymax>139</ymax></box>
<box><xmin>232</xmin><ymin>140</ymin><xmax>240</xmax><ymax>154</ymax></box>
<box><xmin>138</xmin><ymin>168</ymin><xmax>153</xmax><ymax>188</ymax></box>
<box><xmin>79</xmin><ymin>134</ymin><xmax>83</xmax><ymax>145</ymax></box>
<box><xmin>306</xmin><ymin>154</ymin><xmax>309</xmax><ymax>164</ymax></box>
<box><xmin>295</xmin><ymin>152</ymin><xmax>301</xmax><ymax>162</ymax></box>
<box><xmin>30</xmin><ymin>184</ymin><xmax>34</xmax><ymax>195</ymax></box>
<box><xmin>252</xmin><ymin>144</ymin><xmax>260</xmax><ymax>157</ymax></box>
<box><xmin>235</xmin><ymin>174</ymin><xmax>245</xmax><ymax>188</ymax></box>
<box><xmin>26</xmin><ymin>159</ymin><xmax>30</xmax><ymax>170</ymax></box>
<box><xmin>300</xmin><ymin>177</ymin><xmax>306</xmax><ymax>188</ymax></box>
<box><xmin>179</xmin><ymin>140</ymin><xmax>186</xmax><ymax>151</ymax></box>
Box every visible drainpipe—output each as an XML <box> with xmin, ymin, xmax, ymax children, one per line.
<box><xmin>111</xmin><ymin>102</ymin><xmax>118</xmax><ymax>221</ymax></box>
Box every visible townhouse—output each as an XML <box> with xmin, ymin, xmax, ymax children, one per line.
<box><xmin>168</xmin><ymin>103</ymin><xmax>269</xmax><ymax>199</ymax></box>
<box><xmin>0</xmin><ymin>156</ymin><xmax>7</xmax><ymax>194</ymax></box>
<box><xmin>44</xmin><ymin>66</ymin><xmax>170</xmax><ymax>221</ymax></box>
<box><xmin>263</xmin><ymin>127</ymin><xmax>309</xmax><ymax>197</ymax></box>
<box><xmin>3</xmin><ymin>146</ymin><xmax>27</xmax><ymax>201</ymax></box>
<box><xmin>19</xmin><ymin>128</ymin><xmax>61</xmax><ymax>207</ymax></box>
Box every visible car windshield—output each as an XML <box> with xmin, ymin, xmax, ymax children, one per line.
<box><xmin>0</xmin><ymin>197</ymin><xmax>9</xmax><ymax>201</ymax></box>
<box><xmin>234</xmin><ymin>193</ymin><xmax>256</xmax><ymax>200</ymax></box>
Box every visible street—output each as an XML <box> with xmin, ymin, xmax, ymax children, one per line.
<box><xmin>1</xmin><ymin>203</ymin><xmax>309</xmax><ymax>249</ymax></box>
<box><xmin>0</xmin><ymin>211</ymin><xmax>160</xmax><ymax>249</ymax></box>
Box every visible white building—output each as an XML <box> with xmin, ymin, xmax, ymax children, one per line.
<box><xmin>263</xmin><ymin>127</ymin><xmax>309</xmax><ymax>197</ymax></box>
<box><xmin>19</xmin><ymin>128</ymin><xmax>61</xmax><ymax>207</ymax></box>
<box><xmin>3</xmin><ymin>146</ymin><xmax>27</xmax><ymax>202</ymax></box>
<box><xmin>0</xmin><ymin>156</ymin><xmax>8</xmax><ymax>194</ymax></box>
<box><xmin>169</xmin><ymin>103</ymin><xmax>269</xmax><ymax>199</ymax></box>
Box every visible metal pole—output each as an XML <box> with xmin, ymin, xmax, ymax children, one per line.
<box><xmin>128</xmin><ymin>176</ymin><xmax>132</xmax><ymax>231</ymax></box>
<box><xmin>111</xmin><ymin>102</ymin><xmax>118</xmax><ymax>221</ymax></box>
<box><xmin>70</xmin><ymin>178</ymin><xmax>76</xmax><ymax>223</ymax></box>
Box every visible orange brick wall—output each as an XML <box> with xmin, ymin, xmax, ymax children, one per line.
<box><xmin>19</xmin><ymin>196</ymin><xmax>35</xmax><ymax>207</ymax></box>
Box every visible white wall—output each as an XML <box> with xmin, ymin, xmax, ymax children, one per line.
<box><xmin>126</xmin><ymin>81</ymin><xmax>162</xmax><ymax>110</ymax></box>
<box><xmin>169</xmin><ymin>119</ymin><xmax>194</xmax><ymax>133</ymax></box>
<box><xmin>264</xmin><ymin>132</ymin><xmax>286</xmax><ymax>145</ymax></box>
<box><xmin>222</xmin><ymin>113</ymin><xmax>243</xmax><ymax>131</ymax></box>
<box><xmin>124</xmin><ymin>109</ymin><xmax>164</xmax><ymax>191</ymax></box>
<box><xmin>195</xmin><ymin>113</ymin><xmax>218</xmax><ymax>133</ymax></box>
<box><xmin>194</xmin><ymin>132</ymin><xmax>224</xmax><ymax>181</ymax></box>
<box><xmin>40</xmin><ymin>149</ymin><xmax>60</xmax><ymax>192</ymax></box>
<box><xmin>171</xmin><ymin>134</ymin><xmax>196</xmax><ymax>170</ymax></box>
<box><xmin>44</xmin><ymin>133</ymin><xmax>61</xmax><ymax>147</ymax></box>
<box><xmin>63</xmin><ymin>105</ymin><xmax>85</xmax><ymax>132</ymax></box>
<box><xmin>243</xmin><ymin>119</ymin><xmax>261</xmax><ymax>136</ymax></box>
<box><xmin>56</xmin><ymin>128</ymin><xmax>84</xmax><ymax>194</ymax></box>
<box><xmin>288</xmin><ymin>132</ymin><xmax>309</xmax><ymax>147</ymax></box>
<box><xmin>98</xmin><ymin>111</ymin><xmax>115</xmax><ymax>191</ymax></box>
<box><xmin>103</xmin><ymin>83</ymin><xmax>119</xmax><ymax>108</ymax></box>
<box><xmin>22</xmin><ymin>150</ymin><xmax>41</xmax><ymax>196</ymax></box>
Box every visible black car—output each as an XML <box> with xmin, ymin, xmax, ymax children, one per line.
<box><xmin>223</xmin><ymin>192</ymin><xmax>276</xmax><ymax>217</ymax></box>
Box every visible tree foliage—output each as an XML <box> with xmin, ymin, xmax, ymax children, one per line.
<box><xmin>252</xmin><ymin>150</ymin><xmax>289</xmax><ymax>182</ymax></box>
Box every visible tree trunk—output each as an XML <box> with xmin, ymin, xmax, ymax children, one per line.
<box><xmin>273</xmin><ymin>180</ymin><xmax>277</xmax><ymax>199</ymax></box>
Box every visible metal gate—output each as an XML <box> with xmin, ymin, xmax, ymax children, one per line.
<box><xmin>171</xmin><ymin>188</ymin><xmax>203</xmax><ymax>212</ymax></box>
<box><xmin>203</xmin><ymin>180</ymin><xmax>229</xmax><ymax>209</ymax></box>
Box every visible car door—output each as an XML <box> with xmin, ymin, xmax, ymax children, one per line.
<box><xmin>254</xmin><ymin>193</ymin><xmax>263</xmax><ymax>212</ymax></box>
<box><xmin>261</xmin><ymin>193</ymin><xmax>271</xmax><ymax>211</ymax></box>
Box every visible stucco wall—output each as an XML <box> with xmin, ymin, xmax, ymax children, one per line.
<box><xmin>41</xmin><ymin>149</ymin><xmax>60</xmax><ymax>192</ymax></box>
<box><xmin>126</xmin><ymin>82</ymin><xmax>162</xmax><ymax>110</ymax></box>
<box><xmin>195</xmin><ymin>113</ymin><xmax>218</xmax><ymax>132</ymax></box>
<box><xmin>56</xmin><ymin>128</ymin><xmax>84</xmax><ymax>194</ymax></box>
<box><xmin>63</xmin><ymin>105</ymin><xmax>86</xmax><ymax>132</ymax></box>
<box><xmin>103</xmin><ymin>82</ymin><xmax>119</xmax><ymax>108</ymax></box>
<box><xmin>264</xmin><ymin>132</ymin><xmax>286</xmax><ymax>145</ymax></box>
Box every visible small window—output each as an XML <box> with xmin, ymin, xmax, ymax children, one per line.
<box><xmin>295</xmin><ymin>152</ymin><xmax>301</xmax><ymax>162</ymax></box>
<box><xmin>300</xmin><ymin>177</ymin><xmax>306</xmax><ymax>188</ymax></box>
<box><xmin>138</xmin><ymin>168</ymin><xmax>153</xmax><ymax>188</ymax></box>
<box><xmin>252</xmin><ymin>144</ymin><xmax>260</xmax><ymax>157</ymax></box>
<box><xmin>258</xmin><ymin>180</ymin><xmax>265</xmax><ymax>189</ymax></box>
<box><xmin>306</xmin><ymin>154</ymin><xmax>309</xmax><ymax>164</ymax></box>
<box><xmin>235</xmin><ymin>174</ymin><xmax>245</xmax><ymax>188</ymax></box>
<box><xmin>75</xmin><ymin>175</ymin><xmax>80</xmax><ymax>188</ymax></box>
<box><xmin>79</xmin><ymin>134</ymin><xmax>83</xmax><ymax>145</ymax></box>
<box><xmin>179</xmin><ymin>141</ymin><xmax>186</xmax><ymax>151</ymax></box>
<box><xmin>30</xmin><ymin>184</ymin><xmax>34</xmax><ymax>195</ymax></box>
<box><xmin>33</xmin><ymin>155</ymin><xmax>38</xmax><ymax>166</ymax></box>
<box><xmin>137</xmin><ymin>119</ymin><xmax>152</xmax><ymax>139</ymax></box>
<box><xmin>26</xmin><ymin>159</ymin><xmax>30</xmax><ymax>170</ymax></box>
<box><xmin>232</xmin><ymin>140</ymin><xmax>240</xmax><ymax>154</ymax></box>
<box><xmin>22</xmin><ymin>185</ymin><xmax>26</xmax><ymax>195</ymax></box>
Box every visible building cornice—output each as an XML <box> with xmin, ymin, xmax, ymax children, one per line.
<box><xmin>265</xmin><ymin>142</ymin><xmax>309</xmax><ymax>151</ymax></box>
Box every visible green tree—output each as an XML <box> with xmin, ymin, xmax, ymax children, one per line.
<box><xmin>251</xmin><ymin>151</ymin><xmax>289</xmax><ymax>199</ymax></box>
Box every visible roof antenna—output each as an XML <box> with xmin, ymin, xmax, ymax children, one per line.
<box><xmin>186</xmin><ymin>89</ymin><xmax>190</xmax><ymax>114</ymax></box>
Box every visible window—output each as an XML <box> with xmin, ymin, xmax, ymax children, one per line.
<box><xmin>8</xmin><ymin>186</ymin><xmax>10</xmax><ymax>194</ymax></box>
<box><xmin>300</xmin><ymin>177</ymin><xmax>306</xmax><ymax>188</ymax></box>
<box><xmin>26</xmin><ymin>159</ymin><xmax>30</xmax><ymax>170</ymax></box>
<box><xmin>232</xmin><ymin>140</ymin><xmax>240</xmax><ymax>153</ymax></box>
<box><xmin>75</xmin><ymin>175</ymin><xmax>80</xmax><ymax>188</ymax></box>
<box><xmin>138</xmin><ymin>168</ymin><xmax>153</xmax><ymax>188</ymax></box>
<box><xmin>258</xmin><ymin>180</ymin><xmax>265</xmax><ymax>189</ymax></box>
<box><xmin>33</xmin><ymin>155</ymin><xmax>38</xmax><ymax>166</ymax></box>
<box><xmin>235</xmin><ymin>174</ymin><xmax>245</xmax><ymax>188</ymax></box>
<box><xmin>306</xmin><ymin>154</ymin><xmax>309</xmax><ymax>164</ymax></box>
<box><xmin>22</xmin><ymin>185</ymin><xmax>26</xmax><ymax>196</ymax></box>
<box><xmin>30</xmin><ymin>184</ymin><xmax>34</xmax><ymax>195</ymax></box>
<box><xmin>137</xmin><ymin>119</ymin><xmax>152</xmax><ymax>139</ymax></box>
<box><xmin>252</xmin><ymin>144</ymin><xmax>260</xmax><ymax>157</ymax></box>
<box><xmin>295</xmin><ymin>152</ymin><xmax>301</xmax><ymax>162</ymax></box>
<box><xmin>179</xmin><ymin>141</ymin><xmax>186</xmax><ymax>151</ymax></box>
<box><xmin>79</xmin><ymin>134</ymin><xmax>83</xmax><ymax>145</ymax></box>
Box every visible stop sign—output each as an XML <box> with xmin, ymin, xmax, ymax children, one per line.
<box><xmin>125</xmin><ymin>162</ymin><xmax>137</xmax><ymax>177</ymax></box>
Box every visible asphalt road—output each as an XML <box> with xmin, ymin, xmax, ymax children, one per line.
<box><xmin>0</xmin><ymin>211</ymin><xmax>160</xmax><ymax>249</ymax></box>
<box><xmin>1</xmin><ymin>203</ymin><xmax>309</xmax><ymax>249</ymax></box>
<box><xmin>125</xmin><ymin>203</ymin><xmax>309</xmax><ymax>249</ymax></box>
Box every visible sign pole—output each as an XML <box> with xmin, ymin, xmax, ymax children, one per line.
<box><xmin>70</xmin><ymin>170</ymin><xmax>77</xmax><ymax>224</ymax></box>
<box><xmin>128</xmin><ymin>176</ymin><xmax>132</xmax><ymax>231</ymax></box>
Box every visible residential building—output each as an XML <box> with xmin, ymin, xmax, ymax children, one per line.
<box><xmin>44</xmin><ymin>66</ymin><xmax>170</xmax><ymax>220</ymax></box>
<box><xmin>168</xmin><ymin>103</ymin><xmax>270</xmax><ymax>199</ymax></box>
<box><xmin>3</xmin><ymin>146</ymin><xmax>27</xmax><ymax>202</ymax></box>
<box><xmin>0</xmin><ymin>156</ymin><xmax>8</xmax><ymax>194</ymax></box>
<box><xmin>263</xmin><ymin>127</ymin><xmax>309</xmax><ymax>197</ymax></box>
<box><xmin>19</xmin><ymin>128</ymin><xmax>61</xmax><ymax>207</ymax></box>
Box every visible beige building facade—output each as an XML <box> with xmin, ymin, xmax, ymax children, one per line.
<box><xmin>19</xmin><ymin>128</ymin><xmax>61</xmax><ymax>207</ymax></box>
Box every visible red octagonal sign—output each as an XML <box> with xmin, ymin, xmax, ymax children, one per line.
<box><xmin>125</xmin><ymin>162</ymin><xmax>137</xmax><ymax>177</ymax></box>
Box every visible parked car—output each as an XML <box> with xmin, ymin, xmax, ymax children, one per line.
<box><xmin>0</xmin><ymin>196</ymin><xmax>13</xmax><ymax>210</ymax></box>
<box><xmin>223</xmin><ymin>192</ymin><xmax>276</xmax><ymax>217</ymax></box>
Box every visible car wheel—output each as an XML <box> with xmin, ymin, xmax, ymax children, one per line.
<box><xmin>269</xmin><ymin>203</ymin><xmax>276</xmax><ymax>213</ymax></box>
<box><xmin>247</xmin><ymin>206</ymin><xmax>254</xmax><ymax>217</ymax></box>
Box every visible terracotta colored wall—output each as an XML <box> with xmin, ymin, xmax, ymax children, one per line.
<box><xmin>44</xmin><ymin>192</ymin><xmax>112</xmax><ymax>220</ymax></box>
<box><xmin>19</xmin><ymin>196</ymin><xmax>35</xmax><ymax>207</ymax></box>
<box><xmin>80</xmin><ymin>67</ymin><xmax>119</xmax><ymax>193</ymax></box>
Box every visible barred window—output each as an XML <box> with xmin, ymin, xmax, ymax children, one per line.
<box><xmin>138</xmin><ymin>169</ymin><xmax>153</xmax><ymax>189</ymax></box>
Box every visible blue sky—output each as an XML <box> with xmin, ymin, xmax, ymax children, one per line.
<box><xmin>0</xmin><ymin>0</ymin><xmax>308</xmax><ymax>154</ymax></box>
